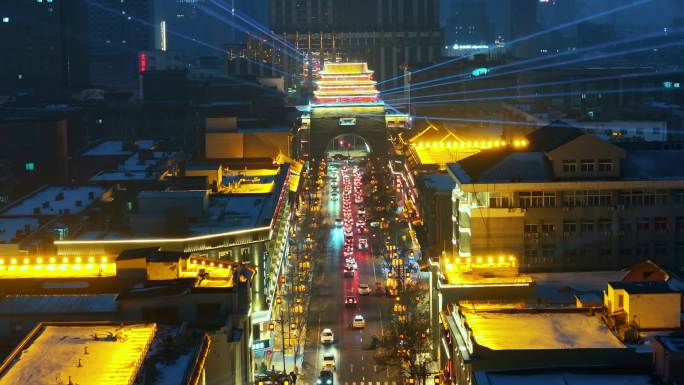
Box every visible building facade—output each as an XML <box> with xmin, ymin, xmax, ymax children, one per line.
<box><xmin>267</xmin><ymin>0</ymin><xmax>443</xmax><ymax>86</ymax></box>
<box><xmin>447</xmin><ymin>126</ymin><xmax>684</xmax><ymax>272</ymax></box>
<box><xmin>0</xmin><ymin>0</ymin><xmax>90</xmax><ymax>96</ymax></box>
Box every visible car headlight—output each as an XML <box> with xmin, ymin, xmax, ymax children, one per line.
<box><xmin>327</xmin><ymin>380</ymin><xmax>332</xmax><ymax>384</ymax></box>
<box><xmin>317</xmin><ymin>380</ymin><xmax>322</xmax><ymax>384</ymax></box>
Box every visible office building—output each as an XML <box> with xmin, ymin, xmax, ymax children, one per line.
<box><xmin>0</xmin><ymin>0</ymin><xmax>90</xmax><ymax>96</ymax></box>
<box><xmin>508</xmin><ymin>0</ymin><xmax>538</xmax><ymax>58</ymax></box>
<box><xmin>267</xmin><ymin>0</ymin><xmax>443</xmax><ymax>85</ymax></box>
<box><xmin>446</xmin><ymin>125</ymin><xmax>684</xmax><ymax>272</ymax></box>
<box><xmin>88</xmin><ymin>0</ymin><xmax>155</xmax><ymax>89</ymax></box>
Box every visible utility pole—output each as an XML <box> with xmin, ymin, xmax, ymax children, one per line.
<box><xmin>280</xmin><ymin>309</ymin><xmax>287</xmax><ymax>373</ymax></box>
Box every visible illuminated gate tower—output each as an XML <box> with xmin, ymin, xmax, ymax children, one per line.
<box><xmin>299</xmin><ymin>62</ymin><xmax>403</xmax><ymax>159</ymax></box>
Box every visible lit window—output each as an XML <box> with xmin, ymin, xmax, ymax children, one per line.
<box><xmin>580</xmin><ymin>159</ymin><xmax>594</xmax><ymax>172</ymax></box>
<box><xmin>2</xmin><ymin>17</ymin><xmax>9</xmax><ymax>23</ymax></box>
<box><xmin>25</xmin><ymin>162</ymin><xmax>35</xmax><ymax>171</ymax></box>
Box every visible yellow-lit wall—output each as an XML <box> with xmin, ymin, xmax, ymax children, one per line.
<box><xmin>243</xmin><ymin>132</ymin><xmax>290</xmax><ymax>158</ymax></box>
<box><xmin>625</xmin><ymin>292</ymin><xmax>681</xmax><ymax>329</ymax></box>
<box><xmin>147</xmin><ymin>261</ymin><xmax>179</xmax><ymax>280</ymax></box>
<box><xmin>205</xmin><ymin>132</ymin><xmax>290</xmax><ymax>159</ymax></box>
<box><xmin>206</xmin><ymin>132</ymin><xmax>245</xmax><ymax>158</ymax></box>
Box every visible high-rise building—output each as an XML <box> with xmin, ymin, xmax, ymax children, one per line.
<box><xmin>509</xmin><ymin>0</ymin><xmax>538</xmax><ymax>58</ymax></box>
<box><xmin>88</xmin><ymin>0</ymin><xmax>155</xmax><ymax>90</ymax></box>
<box><xmin>444</xmin><ymin>0</ymin><xmax>494</xmax><ymax>46</ymax></box>
<box><xmin>0</xmin><ymin>0</ymin><xmax>90</xmax><ymax>96</ymax></box>
<box><xmin>268</xmin><ymin>0</ymin><xmax>443</xmax><ymax>86</ymax></box>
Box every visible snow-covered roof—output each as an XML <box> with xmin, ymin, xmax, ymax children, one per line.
<box><xmin>83</xmin><ymin>139</ymin><xmax>157</xmax><ymax>156</ymax></box>
<box><xmin>474</xmin><ymin>371</ymin><xmax>654</xmax><ymax>385</ymax></box>
<box><xmin>0</xmin><ymin>294</ymin><xmax>118</xmax><ymax>314</ymax></box>
<box><xmin>531</xmin><ymin>271</ymin><xmax>624</xmax><ymax>304</ymax></box>
<box><xmin>0</xmin><ymin>323</ymin><xmax>156</xmax><ymax>385</ymax></box>
<box><xmin>83</xmin><ymin>140</ymin><xmax>131</xmax><ymax>156</ymax></box>
<box><xmin>1</xmin><ymin>186</ymin><xmax>106</xmax><ymax>216</ymax></box>
<box><xmin>90</xmin><ymin>170</ymin><xmax>161</xmax><ymax>182</ymax></box>
<box><xmin>0</xmin><ymin>217</ymin><xmax>40</xmax><ymax>242</ymax></box>
<box><xmin>463</xmin><ymin>311</ymin><xmax>625</xmax><ymax>350</ymax></box>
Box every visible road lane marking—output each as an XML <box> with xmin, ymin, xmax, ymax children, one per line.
<box><xmin>350</xmin><ymin>363</ymin><xmax>354</xmax><ymax>373</ymax></box>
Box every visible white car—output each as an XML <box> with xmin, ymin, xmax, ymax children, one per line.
<box><xmin>352</xmin><ymin>315</ymin><xmax>366</xmax><ymax>329</ymax></box>
<box><xmin>320</xmin><ymin>328</ymin><xmax>334</xmax><ymax>344</ymax></box>
<box><xmin>346</xmin><ymin>258</ymin><xmax>358</xmax><ymax>270</ymax></box>
<box><xmin>357</xmin><ymin>237</ymin><xmax>368</xmax><ymax>251</ymax></box>
<box><xmin>357</xmin><ymin>208</ymin><xmax>366</xmax><ymax>216</ymax></box>
<box><xmin>358</xmin><ymin>283</ymin><xmax>372</xmax><ymax>296</ymax></box>
<box><xmin>334</xmin><ymin>218</ymin><xmax>343</xmax><ymax>227</ymax></box>
<box><xmin>322</xmin><ymin>353</ymin><xmax>336</xmax><ymax>371</ymax></box>
<box><xmin>344</xmin><ymin>228</ymin><xmax>353</xmax><ymax>237</ymax></box>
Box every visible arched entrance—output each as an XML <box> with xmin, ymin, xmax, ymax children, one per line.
<box><xmin>324</xmin><ymin>134</ymin><xmax>372</xmax><ymax>158</ymax></box>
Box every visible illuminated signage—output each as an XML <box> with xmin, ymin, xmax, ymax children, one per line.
<box><xmin>339</xmin><ymin>118</ymin><xmax>357</xmax><ymax>126</ymax></box>
<box><xmin>471</xmin><ymin>68</ymin><xmax>489</xmax><ymax>77</ymax></box>
<box><xmin>252</xmin><ymin>339</ymin><xmax>271</xmax><ymax>351</ymax></box>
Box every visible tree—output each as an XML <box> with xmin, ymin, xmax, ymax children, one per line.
<box><xmin>373</xmin><ymin>286</ymin><xmax>434</xmax><ymax>384</ymax></box>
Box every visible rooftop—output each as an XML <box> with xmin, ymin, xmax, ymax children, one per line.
<box><xmin>421</xmin><ymin>173</ymin><xmax>455</xmax><ymax>191</ymax></box>
<box><xmin>1</xmin><ymin>186</ymin><xmax>106</xmax><ymax>216</ymax></box>
<box><xmin>474</xmin><ymin>371</ymin><xmax>654</xmax><ymax>385</ymax></box>
<box><xmin>0</xmin><ymin>323</ymin><xmax>157</xmax><ymax>385</ymax></box>
<box><xmin>608</xmin><ymin>281</ymin><xmax>677</xmax><ymax>294</ymax></box>
<box><xmin>0</xmin><ymin>294</ymin><xmax>118</xmax><ymax>314</ymax></box>
<box><xmin>0</xmin><ymin>217</ymin><xmax>40</xmax><ymax>243</ymax></box>
<box><xmin>90</xmin><ymin>170</ymin><xmax>162</xmax><ymax>182</ymax></box>
<box><xmin>461</xmin><ymin>310</ymin><xmax>625</xmax><ymax>350</ymax></box>
<box><xmin>657</xmin><ymin>335</ymin><xmax>684</xmax><ymax>352</ymax></box>
<box><xmin>531</xmin><ymin>271</ymin><xmax>624</xmax><ymax>304</ymax></box>
<box><xmin>82</xmin><ymin>139</ymin><xmax>156</xmax><ymax>156</ymax></box>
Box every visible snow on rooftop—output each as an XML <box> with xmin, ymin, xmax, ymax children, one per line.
<box><xmin>0</xmin><ymin>294</ymin><xmax>118</xmax><ymax>314</ymax></box>
<box><xmin>0</xmin><ymin>217</ymin><xmax>40</xmax><ymax>242</ymax></box>
<box><xmin>463</xmin><ymin>311</ymin><xmax>625</xmax><ymax>350</ymax></box>
<box><xmin>0</xmin><ymin>324</ymin><xmax>156</xmax><ymax>385</ymax></box>
<box><xmin>531</xmin><ymin>271</ymin><xmax>624</xmax><ymax>304</ymax></box>
<box><xmin>476</xmin><ymin>372</ymin><xmax>654</xmax><ymax>385</ymax></box>
<box><xmin>121</xmin><ymin>151</ymin><xmax>172</xmax><ymax>172</ymax></box>
<box><xmin>1</xmin><ymin>186</ymin><xmax>105</xmax><ymax>216</ymax></box>
<box><xmin>90</xmin><ymin>170</ymin><xmax>161</xmax><ymax>182</ymax></box>
<box><xmin>83</xmin><ymin>140</ymin><xmax>131</xmax><ymax>156</ymax></box>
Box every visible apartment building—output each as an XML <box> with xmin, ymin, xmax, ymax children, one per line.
<box><xmin>446</xmin><ymin>125</ymin><xmax>684</xmax><ymax>272</ymax></box>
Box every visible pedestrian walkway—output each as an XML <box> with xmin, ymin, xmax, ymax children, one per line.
<box><xmin>297</xmin><ymin>381</ymin><xmax>397</xmax><ymax>385</ymax></box>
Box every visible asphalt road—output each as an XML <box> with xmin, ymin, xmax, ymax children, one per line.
<box><xmin>300</xmin><ymin>161</ymin><xmax>399</xmax><ymax>385</ymax></box>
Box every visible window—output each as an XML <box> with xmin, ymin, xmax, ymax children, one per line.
<box><xmin>524</xmin><ymin>248</ymin><xmax>538</xmax><ymax>263</ymax></box>
<box><xmin>563</xmin><ymin>221</ymin><xmax>577</xmax><ymax>233</ymax></box>
<box><xmin>524</xmin><ymin>223</ymin><xmax>538</xmax><ymax>233</ymax></box>
<box><xmin>598</xmin><ymin>219</ymin><xmax>612</xmax><ymax>232</ymax></box>
<box><xmin>562</xmin><ymin>190</ymin><xmax>611</xmax><ymax>207</ymax></box>
<box><xmin>619</xmin><ymin>189</ymin><xmax>667</xmax><ymax>206</ymax></box>
<box><xmin>519</xmin><ymin>191</ymin><xmax>556</xmax><ymax>208</ymax></box>
<box><xmin>488</xmin><ymin>192</ymin><xmax>511</xmax><ymax>208</ymax></box>
<box><xmin>636</xmin><ymin>218</ymin><xmax>650</xmax><ymax>231</ymax></box>
<box><xmin>25</xmin><ymin>162</ymin><xmax>35</xmax><ymax>171</ymax></box>
<box><xmin>580</xmin><ymin>159</ymin><xmax>594</xmax><ymax>172</ymax></box>
<box><xmin>674</xmin><ymin>190</ymin><xmax>684</xmax><ymax>204</ymax></box>
<box><xmin>618</xmin><ymin>294</ymin><xmax>624</xmax><ymax>308</ymax></box>
<box><xmin>562</xmin><ymin>160</ymin><xmax>577</xmax><ymax>173</ymax></box>
<box><xmin>2</xmin><ymin>17</ymin><xmax>9</xmax><ymax>23</ymax></box>
<box><xmin>542</xmin><ymin>223</ymin><xmax>555</xmax><ymax>234</ymax></box>
<box><xmin>654</xmin><ymin>217</ymin><xmax>667</xmax><ymax>231</ymax></box>
<box><xmin>581</xmin><ymin>221</ymin><xmax>594</xmax><ymax>233</ymax></box>
<box><xmin>676</xmin><ymin>217</ymin><xmax>684</xmax><ymax>231</ymax></box>
<box><xmin>598</xmin><ymin>159</ymin><xmax>614</xmax><ymax>172</ymax></box>
<box><xmin>636</xmin><ymin>243</ymin><xmax>650</xmax><ymax>256</ymax></box>
<box><xmin>240</xmin><ymin>247</ymin><xmax>250</xmax><ymax>258</ymax></box>
<box><xmin>542</xmin><ymin>244</ymin><xmax>556</xmax><ymax>259</ymax></box>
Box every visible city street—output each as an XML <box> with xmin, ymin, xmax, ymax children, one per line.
<box><xmin>300</xmin><ymin>160</ymin><xmax>400</xmax><ymax>385</ymax></box>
